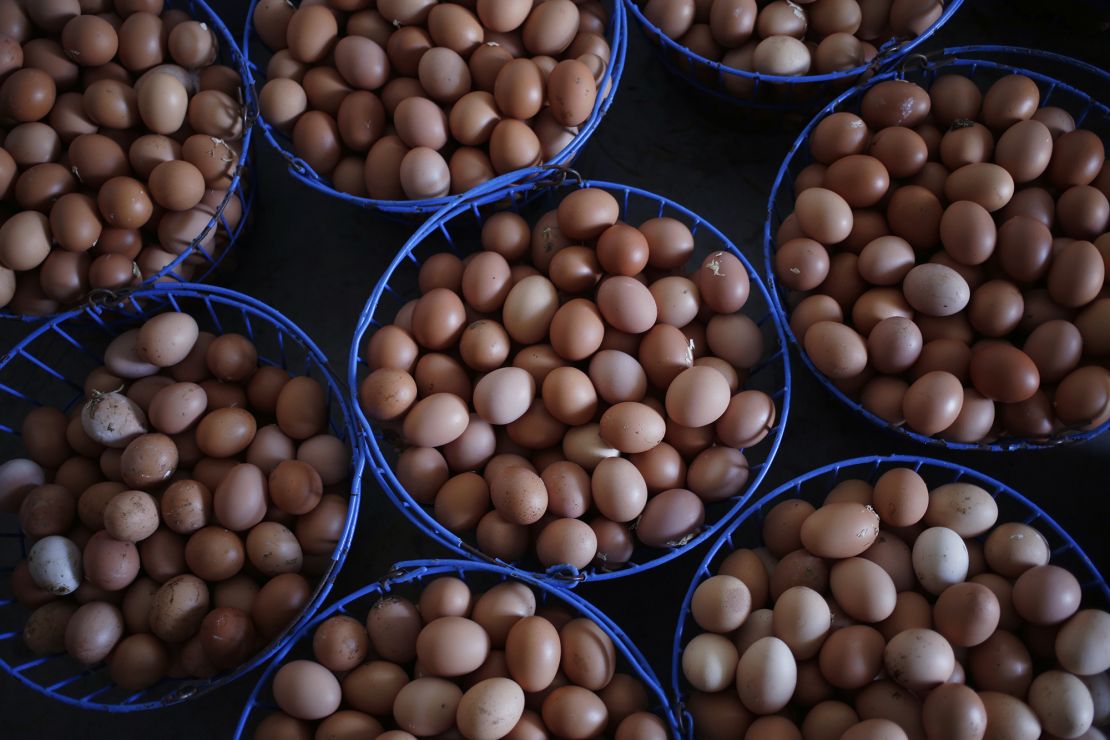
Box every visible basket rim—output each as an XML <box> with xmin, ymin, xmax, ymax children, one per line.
<box><xmin>241</xmin><ymin>0</ymin><xmax>629</xmax><ymax>216</ymax></box>
<box><xmin>0</xmin><ymin>0</ymin><xmax>258</xmax><ymax>324</ymax></box>
<box><xmin>347</xmin><ymin>165</ymin><xmax>793</xmax><ymax>584</ymax></box>
<box><xmin>0</xmin><ymin>282</ymin><xmax>365</xmax><ymax>712</ymax></box>
<box><xmin>623</xmin><ymin>0</ymin><xmax>966</xmax><ymax>86</ymax></box>
<box><xmin>761</xmin><ymin>44</ymin><xmax>1110</xmax><ymax>452</ymax></box>
<box><xmin>232</xmin><ymin>557</ymin><xmax>682</xmax><ymax>738</ymax></box>
<box><xmin>668</xmin><ymin>453</ymin><xmax>1110</xmax><ymax>737</ymax></box>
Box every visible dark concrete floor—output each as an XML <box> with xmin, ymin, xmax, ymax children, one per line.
<box><xmin>1</xmin><ymin>0</ymin><xmax>1109</xmax><ymax>736</ymax></box>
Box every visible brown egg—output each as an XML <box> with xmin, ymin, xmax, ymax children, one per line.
<box><xmin>1012</xmin><ymin>564</ymin><xmax>1081</xmax><ymax>625</ymax></box>
<box><xmin>535</xmin><ymin>517</ymin><xmax>597</xmax><ymax>569</ymax></box>
<box><xmin>253</xmin><ymin>573</ymin><xmax>311</xmax><ymax>640</ymax></box>
<box><xmin>804</xmin><ymin>321</ymin><xmax>867</xmax><ymax>379</ymax></box>
<box><xmin>273</xmin><ymin>659</ymin><xmax>341</xmax><ymax>720</ymax></box>
<box><xmin>861</xmin><ymin>80</ymin><xmax>931</xmax><ymax>129</ymax></box>
<box><xmin>246</xmin><ymin>521</ymin><xmax>303</xmax><ymax>576</ymax></box>
<box><xmin>775</xmin><ymin>238</ymin><xmax>831</xmax><ymax>291</ymax></box>
<box><xmin>1048</xmin><ymin>239</ymin><xmax>1104</xmax><ymax>308</ymax></box>
<box><xmin>149</xmin><ymin>573</ymin><xmax>209</xmax><ymax>643</ymax></box>
<box><xmin>486</xmin><ymin>465</ymin><xmax>546</xmax><ymax>526</ymax></box>
<box><xmin>1048</xmin><ymin>130</ymin><xmax>1104</xmax><ymax>189</ymax></box>
<box><xmin>887</xmin><ymin>185</ymin><xmax>942</xmax><ymax>249</ymax></box>
<box><xmin>824</xmin><ymin>155</ymin><xmax>889</xmax><ymax>208</ymax></box>
<box><xmin>968</xmin><ymin>343</ymin><xmax>1038</xmax><ymax>404</ymax></box>
<box><xmin>65</xmin><ymin>601</ymin><xmax>124</xmax><ymax>665</ymax></box>
<box><xmin>196</xmin><ymin>407</ymin><xmax>257</xmax><ymax>458</ymax></box>
<box><xmin>864</xmin><ymin>126</ymin><xmax>924</xmax><ymax>181</ymax></box>
<box><xmin>902</xmin><ymin>371</ymin><xmax>964</xmax><ymax>435</ymax></box>
<box><xmin>980</xmin><ymin>74</ymin><xmax>1040</xmax><ymax>131</ymax></box>
<box><xmin>549</xmin><ymin>298</ymin><xmax>604</xmax><ymax>360</ymax></box>
<box><xmin>435</xmin><ymin>472</ymin><xmax>490</xmax><ymax>532</ymax></box>
<box><xmin>867</xmin><ymin>317</ymin><xmax>922</xmax><ymax>374</ymax></box>
<box><xmin>198</xmin><ymin>606</ymin><xmax>255</xmax><ymax>670</ymax></box>
<box><xmin>637</xmin><ymin>488</ymin><xmax>704</xmax><ymax>547</ymax></box>
<box><xmin>967</xmin><ymin>280</ymin><xmax>1023</xmax><ymax>338</ymax></box>
<box><xmin>596</xmin><ymin>276</ymin><xmax>657</xmax><ymax>335</ymax></box>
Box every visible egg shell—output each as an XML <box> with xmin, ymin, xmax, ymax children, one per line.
<box><xmin>502</xmin><ymin>275</ymin><xmax>559</xmax><ymax>344</ymax></box>
<box><xmin>489</xmin><ymin>466</ymin><xmax>548</xmax><ymax>526</ymax></box>
<box><xmin>212</xmin><ymin>462</ymin><xmax>267</xmax><ymax>532</ymax></box>
<box><xmin>455</xmin><ymin>677</ymin><xmax>525</xmax><ymax>740</ymax></box>
<box><xmin>593</xmin><ymin>401</ymin><xmax>663</xmax><ymax>454</ymax></box>
<box><xmin>923</xmin><ymin>482</ymin><xmax>998</xmax><ymax>537</ymax></box>
<box><xmin>817</xmin><ymin>625</ymin><xmax>886</xmax><ymax>691</ymax></box>
<box><xmin>804</xmin><ymin>321</ymin><xmax>868</xmax><ymax>380</ymax></box>
<box><xmin>547</xmin><ymin>59</ymin><xmax>597</xmax><ymax>127</ymax></box>
<box><xmin>1028</xmin><ymin>670</ymin><xmax>1094</xmax><ymax>739</ymax></box>
<box><xmin>65</xmin><ymin>601</ymin><xmax>124</xmax><ymax>665</ymax></box>
<box><xmin>882</xmin><ymin>627</ymin><xmax>954</xmax><ymax>693</ymax></box>
<box><xmin>933</xmin><ymin>581</ymin><xmax>1000</xmax><ymax>648</ymax></box>
<box><xmin>522</xmin><ymin>0</ymin><xmax>579</xmax><ymax>55</ymax></box>
<box><xmin>912</xmin><ymin>526</ymin><xmax>968</xmax><ymax>594</ymax></box>
<box><xmin>394</xmin><ymin>677</ymin><xmax>464</xmax><ymax>735</ymax></box>
<box><xmin>737</xmin><ymin>635</ymin><xmax>797</xmax><ymax>714</ymax></box>
<box><xmin>773</xmin><ymin>586</ymin><xmax>831</xmax><ymax>661</ymax></box>
<box><xmin>683</xmin><ymin>633</ymin><xmax>739</xmax><ymax>692</ymax></box>
<box><xmin>1056</xmin><ymin>610</ymin><xmax>1110</xmax><ymax>676</ymax></box>
<box><xmin>540</xmin><ymin>685</ymin><xmax>608</xmax><ymax>738</ymax></box>
<box><xmin>272</xmin><ymin>659</ymin><xmax>341</xmax><ymax>720</ymax></box>
<box><xmin>637</xmin><ymin>488</ymin><xmax>705</xmax><ymax>548</ymax></box>
<box><xmin>861</xmin><ymin>80</ymin><xmax>930</xmax><ymax>128</ymax></box>
<box><xmin>559</xmin><ymin>616</ymin><xmax>621</xmax><ymax>692</ymax></box>
<box><xmin>503</xmin><ymin>616</ymin><xmax>561</xmax><ymax>693</ymax></box>
<box><xmin>27</xmin><ymin>535</ymin><xmax>82</xmax><ymax>595</ymax></box>
<box><xmin>691</xmin><ymin>575</ymin><xmax>753</xmax><ymax>635</ymax></box>
<box><xmin>799</xmin><ymin>502</ymin><xmax>880</xmax><ymax>558</ymax></box>
<box><xmin>471</xmin><ymin>582</ymin><xmax>536</xmax><ymax>648</ymax></box>
<box><xmin>979</xmin><ymin>691</ymin><xmax>1041</xmax><ymax>740</ymax></box>
<box><xmin>82</xmin><ymin>391</ymin><xmax>149</xmax><ymax>449</ymax></box>
<box><xmin>1012</xmin><ymin>564</ymin><xmax>1082</xmax><ymax>625</ymax></box>
<box><xmin>830</xmin><ymin>557</ymin><xmax>897</xmax><ymax>624</ymax></box>
<box><xmin>102</xmin><ymin>489</ymin><xmax>159</xmax><ymax>543</ymax></box>
<box><xmin>902</xmin><ymin>370</ymin><xmax>964</xmax><ymax>435</ymax></box>
<box><xmin>591</xmin><ymin>457</ymin><xmax>648</xmax><ymax>523</ymax></box>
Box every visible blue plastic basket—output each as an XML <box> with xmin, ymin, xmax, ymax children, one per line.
<box><xmin>242</xmin><ymin>0</ymin><xmax>628</xmax><ymax>219</ymax></box>
<box><xmin>1</xmin><ymin>0</ymin><xmax>259</xmax><ymax>322</ymax></box>
<box><xmin>349</xmin><ymin>166</ymin><xmax>792</xmax><ymax>585</ymax></box>
<box><xmin>0</xmin><ymin>283</ymin><xmax>363</xmax><ymax>711</ymax></box>
<box><xmin>670</xmin><ymin>454</ymin><xmax>1110</xmax><ymax>739</ymax></box>
<box><xmin>764</xmin><ymin>45</ymin><xmax>1110</xmax><ymax>451</ymax></box>
<box><xmin>624</xmin><ymin>0</ymin><xmax>965</xmax><ymax>111</ymax></box>
<box><xmin>233</xmin><ymin>558</ymin><xmax>681</xmax><ymax>738</ymax></box>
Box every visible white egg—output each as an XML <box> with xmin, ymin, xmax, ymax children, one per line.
<box><xmin>27</xmin><ymin>536</ymin><xmax>83</xmax><ymax>595</ymax></box>
<box><xmin>912</xmin><ymin>526</ymin><xmax>969</xmax><ymax>594</ymax></box>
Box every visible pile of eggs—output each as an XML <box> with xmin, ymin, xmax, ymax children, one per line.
<box><xmin>252</xmin><ymin>0</ymin><xmax>612</xmax><ymax>201</ymax></box>
<box><xmin>358</xmin><ymin>187</ymin><xmax>778</xmax><ymax>572</ymax></box>
<box><xmin>774</xmin><ymin>72</ymin><xmax>1110</xmax><ymax>443</ymax></box>
<box><xmin>4</xmin><ymin>310</ymin><xmax>351</xmax><ymax>690</ymax></box>
<box><xmin>680</xmin><ymin>465</ymin><xmax>1110</xmax><ymax>739</ymax></box>
<box><xmin>638</xmin><ymin>0</ymin><xmax>945</xmax><ymax>94</ymax></box>
<box><xmin>0</xmin><ymin>0</ymin><xmax>248</xmax><ymax>315</ymax></box>
<box><xmin>254</xmin><ymin>575</ymin><xmax>668</xmax><ymax>739</ymax></box>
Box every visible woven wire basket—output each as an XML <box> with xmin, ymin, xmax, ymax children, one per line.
<box><xmin>242</xmin><ymin>0</ymin><xmax>628</xmax><ymax>219</ymax></box>
<box><xmin>0</xmin><ymin>283</ymin><xmax>363</xmax><ymax>711</ymax></box>
<box><xmin>670</xmin><ymin>454</ymin><xmax>1110</xmax><ymax>738</ymax></box>
<box><xmin>233</xmin><ymin>558</ymin><xmax>681</xmax><ymax>738</ymax></box>
<box><xmin>763</xmin><ymin>45</ymin><xmax>1110</xmax><ymax>451</ymax></box>
<box><xmin>624</xmin><ymin>0</ymin><xmax>965</xmax><ymax>112</ymax></box>
<box><xmin>2</xmin><ymin>0</ymin><xmax>259</xmax><ymax>322</ymax></box>
<box><xmin>349</xmin><ymin>166</ymin><xmax>791</xmax><ymax>585</ymax></box>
